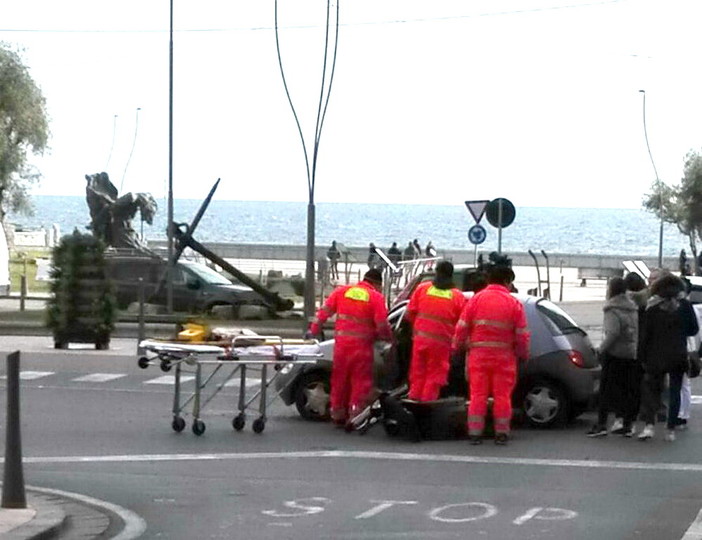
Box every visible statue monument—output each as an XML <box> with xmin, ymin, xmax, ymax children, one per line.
<box><xmin>85</xmin><ymin>172</ymin><xmax>157</xmax><ymax>251</ymax></box>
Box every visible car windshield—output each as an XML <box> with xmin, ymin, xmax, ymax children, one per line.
<box><xmin>536</xmin><ymin>299</ymin><xmax>585</xmax><ymax>335</ymax></box>
<box><xmin>182</xmin><ymin>262</ymin><xmax>232</xmax><ymax>285</ymax></box>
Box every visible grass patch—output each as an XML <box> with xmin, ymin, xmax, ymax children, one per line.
<box><xmin>10</xmin><ymin>248</ymin><xmax>51</xmax><ymax>294</ymax></box>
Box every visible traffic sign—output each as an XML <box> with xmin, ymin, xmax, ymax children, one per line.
<box><xmin>485</xmin><ymin>198</ymin><xmax>516</xmax><ymax>228</ymax></box>
<box><xmin>468</xmin><ymin>224</ymin><xmax>487</xmax><ymax>245</ymax></box>
<box><xmin>464</xmin><ymin>200</ymin><xmax>490</xmax><ymax>224</ymax></box>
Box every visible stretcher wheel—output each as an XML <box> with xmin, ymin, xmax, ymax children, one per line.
<box><xmin>192</xmin><ymin>419</ymin><xmax>206</xmax><ymax>436</ymax></box>
<box><xmin>160</xmin><ymin>360</ymin><xmax>172</xmax><ymax>372</ymax></box>
<box><xmin>232</xmin><ymin>415</ymin><xmax>245</xmax><ymax>431</ymax></box>
<box><xmin>252</xmin><ymin>418</ymin><xmax>265</xmax><ymax>434</ymax></box>
<box><xmin>138</xmin><ymin>357</ymin><xmax>150</xmax><ymax>369</ymax></box>
<box><xmin>172</xmin><ymin>417</ymin><xmax>186</xmax><ymax>432</ymax></box>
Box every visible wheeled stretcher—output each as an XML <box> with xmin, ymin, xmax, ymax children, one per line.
<box><xmin>138</xmin><ymin>335</ymin><xmax>321</xmax><ymax>436</ymax></box>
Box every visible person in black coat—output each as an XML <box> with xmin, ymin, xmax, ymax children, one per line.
<box><xmin>637</xmin><ymin>273</ymin><xmax>699</xmax><ymax>441</ymax></box>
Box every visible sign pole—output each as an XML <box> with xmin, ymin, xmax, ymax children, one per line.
<box><xmin>498</xmin><ymin>198</ymin><xmax>503</xmax><ymax>254</ymax></box>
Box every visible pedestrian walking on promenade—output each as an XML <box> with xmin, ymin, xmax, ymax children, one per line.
<box><xmin>412</xmin><ymin>238</ymin><xmax>422</xmax><ymax>258</ymax></box>
<box><xmin>306</xmin><ymin>269</ymin><xmax>392</xmax><ymax>429</ymax></box>
<box><xmin>452</xmin><ymin>255</ymin><xmax>530</xmax><ymax>445</ymax></box>
<box><xmin>387</xmin><ymin>242</ymin><xmax>402</xmax><ymax>266</ymax></box>
<box><xmin>406</xmin><ymin>260</ymin><xmax>465</xmax><ymax>402</ymax></box>
<box><xmin>586</xmin><ymin>277</ymin><xmax>639</xmax><ymax>438</ymax></box>
<box><xmin>367</xmin><ymin>242</ymin><xmax>381</xmax><ymax>270</ymax></box>
<box><xmin>403</xmin><ymin>242</ymin><xmax>415</xmax><ymax>261</ymax></box>
<box><xmin>327</xmin><ymin>240</ymin><xmax>341</xmax><ymax>281</ymax></box>
<box><xmin>638</xmin><ymin>273</ymin><xmax>698</xmax><ymax>442</ymax></box>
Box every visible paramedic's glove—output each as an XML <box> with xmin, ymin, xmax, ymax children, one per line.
<box><xmin>303</xmin><ymin>330</ymin><xmax>316</xmax><ymax>340</ymax></box>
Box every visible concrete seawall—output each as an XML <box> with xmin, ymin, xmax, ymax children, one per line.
<box><xmin>149</xmin><ymin>241</ymin><xmax>676</xmax><ymax>274</ymax></box>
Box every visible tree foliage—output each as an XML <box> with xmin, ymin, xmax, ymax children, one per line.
<box><xmin>643</xmin><ymin>150</ymin><xmax>702</xmax><ymax>269</ymax></box>
<box><xmin>0</xmin><ymin>43</ymin><xmax>49</xmax><ymax>220</ymax></box>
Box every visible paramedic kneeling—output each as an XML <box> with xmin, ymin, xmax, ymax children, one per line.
<box><xmin>307</xmin><ymin>268</ymin><xmax>393</xmax><ymax>428</ymax></box>
<box><xmin>406</xmin><ymin>260</ymin><xmax>465</xmax><ymax>401</ymax></box>
<box><xmin>452</xmin><ymin>258</ymin><xmax>530</xmax><ymax>445</ymax></box>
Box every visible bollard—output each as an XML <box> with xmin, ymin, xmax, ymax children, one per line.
<box><xmin>19</xmin><ymin>275</ymin><xmax>27</xmax><ymax>312</ymax></box>
<box><xmin>559</xmin><ymin>275</ymin><xmax>564</xmax><ymax>302</ymax></box>
<box><xmin>2</xmin><ymin>351</ymin><xmax>27</xmax><ymax>508</ymax></box>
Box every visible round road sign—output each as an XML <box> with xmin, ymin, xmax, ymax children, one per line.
<box><xmin>486</xmin><ymin>198</ymin><xmax>516</xmax><ymax>228</ymax></box>
<box><xmin>468</xmin><ymin>224</ymin><xmax>487</xmax><ymax>245</ymax></box>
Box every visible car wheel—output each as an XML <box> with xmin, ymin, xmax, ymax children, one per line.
<box><xmin>294</xmin><ymin>371</ymin><xmax>331</xmax><ymax>421</ymax></box>
<box><xmin>519</xmin><ymin>378</ymin><xmax>568</xmax><ymax>428</ymax></box>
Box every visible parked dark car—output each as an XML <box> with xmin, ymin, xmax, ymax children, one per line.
<box><xmin>276</xmin><ymin>292</ymin><xmax>601</xmax><ymax>428</ymax></box>
<box><xmin>104</xmin><ymin>252</ymin><xmax>267</xmax><ymax>315</ymax></box>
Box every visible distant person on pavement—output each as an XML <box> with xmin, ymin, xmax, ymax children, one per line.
<box><xmin>638</xmin><ymin>273</ymin><xmax>698</xmax><ymax>442</ymax></box>
<box><xmin>412</xmin><ymin>239</ymin><xmax>422</xmax><ymax>258</ymax></box>
<box><xmin>367</xmin><ymin>243</ymin><xmax>381</xmax><ymax>270</ymax></box>
<box><xmin>452</xmin><ymin>255</ymin><xmax>530</xmax><ymax>445</ymax></box>
<box><xmin>406</xmin><ymin>260</ymin><xmax>465</xmax><ymax>401</ymax></box>
<box><xmin>586</xmin><ymin>277</ymin><xmax>639</xmax><ymax>438</ymax></box>
<box><xmin>403</xmin><ymin>242</ymin><xmax>415</xmax><ymax>261</ymax></box>
<box><xmin>306</xmin><ymin>269</ymin><xmax>392</xmax><ymax>429</ymax></box>
<box><xmin>679</xmin><ymin>249</ymin><xmax>690</xmax><ymax>276</ymax></box>
<box><xmin>327</xmin><ymin>240</ymin><xmax>340</xmax><ymax>281</ymax></box>
<box><xmin>387</xmin><ymin>242</ymin><xmax>402</xmax><ymax>267</ymax></box>
<box><xmin>424</xmin><ymin>241</ymin><xmax>437</xmax><ymax>270</ymax></box>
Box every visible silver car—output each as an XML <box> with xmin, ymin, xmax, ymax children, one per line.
<box><xmin>276</xmin><ymin>294</ymin><xmax>601</xmax><ymax>428</ymax></box>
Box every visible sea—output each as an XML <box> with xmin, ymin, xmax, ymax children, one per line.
<box><xmin>6</xmin><ymin>195</ymin><xmax>692</xmax><ymax>258</ymax></box>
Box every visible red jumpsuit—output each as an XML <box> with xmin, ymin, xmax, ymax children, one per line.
<box><xmin>452</xmin><ymin>284</ymin><xmax>530</xmax><ymax>436</ymax></box>
<box><xmin>406</xmin><ymin>281</ymin><xmax>465</xmax><ymax>401</ymax></box>
<box><xmin>310</xmin><ymin>280</ymin><xmax>392</xmax><ymax>423</ymax></box>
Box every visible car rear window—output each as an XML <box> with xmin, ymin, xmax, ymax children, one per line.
<box><xmin>536</xmin><ymin>299</ymin><xmax>584</xmax><ymax>335</ymax></box>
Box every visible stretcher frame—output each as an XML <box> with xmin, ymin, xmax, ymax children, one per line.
<box><xmin>138</xmin><ymin>335</ymin><xmax>321</xmax><ymax>435</ymax></box>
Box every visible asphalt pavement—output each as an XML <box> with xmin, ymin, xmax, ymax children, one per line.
<box><xmin>0</xmin><ymin>295</ymin><xmax>606</xmax><ymax>539</ymax></box>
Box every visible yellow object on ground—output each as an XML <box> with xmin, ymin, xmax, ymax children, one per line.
<box><xmin>178</xmin><ymin>323</ymin><xmax>209</xmax><ymax>342</ymax></box>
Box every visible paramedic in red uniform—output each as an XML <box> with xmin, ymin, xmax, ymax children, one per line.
<box><xmin>452</xmin><ymin>259</ymin><xmax>530</xmax><ymax>445</ymax></box>
<box><xmin>307</xmin><ymin>268</ymin><xmax>392</xmax><ymax>427</ymax></box>
<box><xmin>406</xmin><ymin>260</ymin><xmax>465</xmax><ymax>401</ymax></box>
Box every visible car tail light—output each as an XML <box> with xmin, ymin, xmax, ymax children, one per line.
<box><xmin>567</xmin><ymin>350</ymin><xmax>585</xmax><ymax>368</ymax></box>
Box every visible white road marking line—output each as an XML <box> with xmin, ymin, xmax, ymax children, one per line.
<box><xmin>0</xmin><ymin>371</ymin><xmax>55</xmax><ymax>380</ymax></box>
<box><xmin>681</xmin><ymin>507</ymin><xmax>702</xmax><ymax>540</ymax></box>
<box><xmin>691</xmin><ymin>396</ymin><xmax>702</xmax><ymax>405</ymax></box>
<box><xmin>143</xmin><ymin>375</ymin><xmax>195</xmax><ymax>385</ymax></box>
<box><xmin>224</xmin><ymin>378</ymin><xmax>260</xmax><ymax>388</ymax></box>
<box><xmin>72</xmin><ymin>373</ymin><xmax>127</xmax><ymax>383</ymax></box>
<box><xmin>15</xmin><ymin>451</ymin><xmax>702</xmax><ymax>473</ymax></box>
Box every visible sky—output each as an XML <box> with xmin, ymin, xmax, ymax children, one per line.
<box><xmin>2</xmin><ymin>0</ymin><xmax>701</xmax><ymax>209</ymax></box>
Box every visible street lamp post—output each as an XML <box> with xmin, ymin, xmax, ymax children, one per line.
<box><xmin>639</xmin><ymin>89</ymin><xmax>663</xmax><ymax>268</ymax></box>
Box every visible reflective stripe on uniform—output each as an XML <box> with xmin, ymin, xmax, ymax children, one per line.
<box><xmin>344</xmin><ymin>287</ymin><xmax>370</xmax><ymax>302</ymax></box>
<box><xmin>473</xmin><ymin>319</ymin><xmax>514</xmax><ymax>330</ymax></box>
<box><xmin>337</xmin><ymin>313</ymin><xmax>373</xmax><ymax>326</ymax></box>
<box><xmin>470</xmin><ymin>341</ymin><xmax>512</xmax><ymax>349</ymax></box>
<box><xmin>416</xmin><ymin>313</ymin><xmax>455</xmax><ymax>325</ymax></box>
<box><xmin>336</xmin><ymin>330</ymin><xmax>373</xmax><ymax>339</ymax></box>
<box><xmin>414</xmin><ymin>329</ymin><xmax>452</xmax><ymax>344</ymax></box>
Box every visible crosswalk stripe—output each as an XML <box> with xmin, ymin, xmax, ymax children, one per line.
<box><xmin>72</xmin><ymin>373</ymin><xmax>127</xmax><ymax>383</ymax></box>
<box><xmin>0</xmin><ymin>371</ymin><xmax>55</xmax><ymax>381</ymax></box>
<box><xmin>144</xmin><ymin>375</ymin><xmax>195</xmax><ymax>385</ymax></box>
<box><xmin>223</xmin><ymin>378</ymin><xmax>261</xmax><ymax>388</ymax></box>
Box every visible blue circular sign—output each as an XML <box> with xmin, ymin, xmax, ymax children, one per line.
<box><xmin>468</xmin><ymin>224</ymin><xmax>487</xmax><ymax>245</ymax></box>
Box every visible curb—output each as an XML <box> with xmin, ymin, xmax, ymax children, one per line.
<box><xmin>2</xmin><ymin>492</ymin><xmax>67</xmax><ymax>540</ymax></box>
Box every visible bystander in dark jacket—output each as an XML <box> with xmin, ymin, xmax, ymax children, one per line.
<box><xmin>638</xmin><ymin>273</ymin><xmax>699</xmax><ymax>441</ymax></box>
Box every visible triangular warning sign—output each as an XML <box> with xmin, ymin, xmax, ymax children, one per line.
<box><xmin>465</xmin><ymin>200</ymin><xmax>489</xmax><ymax>223</ymax></box>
